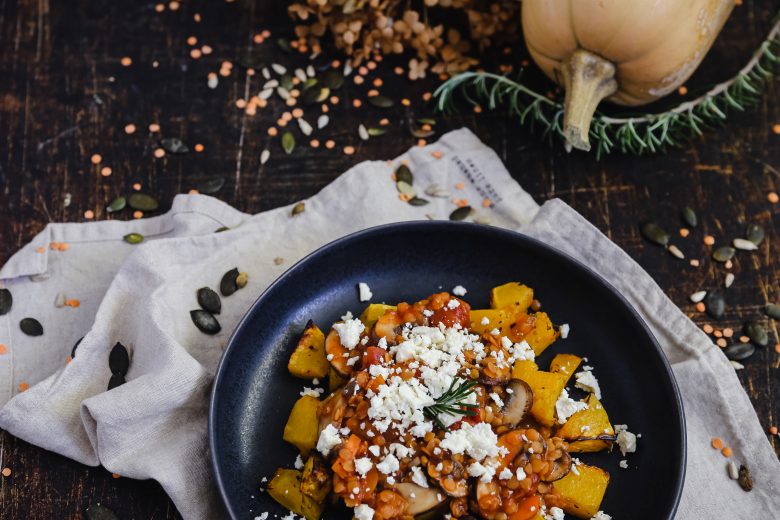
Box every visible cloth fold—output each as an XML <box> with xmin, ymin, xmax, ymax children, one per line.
<box><xmin>0</xmin><ymin>128</ymin><xmax>777</xmax><ymax>519</ymax></box>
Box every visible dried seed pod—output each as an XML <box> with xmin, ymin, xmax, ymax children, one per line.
<box><xmin>109</xmin><ymin>343</ymin><xmax>130</xmax><ymax>375</ymax></box>
<box><xmin>197</xmin><ymin>287</ymin><xmax>222</xmax><ymax>314</ymax></box>
<box><xmin>220</xmin><ymin>268</ymin><xmax>240</xmax><ymax>296</ymax></box>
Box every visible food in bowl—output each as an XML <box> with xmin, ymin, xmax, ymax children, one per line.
<box><xmin>266</xmin><ymin>282</ymin><xmax>635</xmax><ymax>520</ymax></box>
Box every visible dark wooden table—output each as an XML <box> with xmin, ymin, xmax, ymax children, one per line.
<box><xmin>1</xmin><ymin>0</ymin><xmax>779</xmax><ymax>518</ymax></box>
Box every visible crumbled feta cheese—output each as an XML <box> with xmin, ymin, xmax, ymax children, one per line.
<box><xmin>498</xmin><ymin>468</ymin><xmax>513</xmax><ymax>480</ymax></box>
<box><xmin>480</xmin><ymin>316</ymin><xmax>490</xmax><ymax>325</ymax></box>
<box><xmin>575</xmin><ymin>370</ymin><xmax>602</xmax><ymax>399</ymax></box>
<box><xmin>545</xmin><ymin>507</ymin><xmax>565</xmax><ymax>520</ymax></box>
<box><xmin>294</xmin><ymin>454</ymin><xmax>304</xmax><ymax>470</ymax></box>
<box><xmin>355</xmin><ymin>457</ymin><xmax>373</xmax><ymax>476</ymax></box>
<box><xmin>326</xmin><ymin>354</ymin><xmax>334</xmax><ymax>361</ymax></box>
<box><xmin>619</xmin><ymin>459</ymin><xmax>628</xmax><ymax>469</ymax></box>
<box><xmin>452</xmin><ymin>285</ymin><xmax>467</xmax><ymax>296</ymax></box>
<box><xmin>358</xmin><ymin>282</ymin><xmax>373</xmax><ymax>302</ymax></box>
<box><xmin>376</xmin><ymin>454</ymin><xmax>400</xmax><ymax>475</ymax></box>
<box><xmin>447</xmin><ymin>298</ymin><xmax>460</xmax><ymax>309</ymax></box>
<box><xmin>559</xmin><ymin>324</ymin><xmax>570</xmax><ymax>339</ymax></box>
<box><xmin>332</xmin><ymin>317</ymin><xmax>365</xmax><ymax>350</ymax></box>
<box><xmin>368</xmin><ymin>445</ymin><xmax>381</xmax><ymax>457</ymax></box>
<box><xmin>423</xmin><ymin>309</ymin><xmax>434</xmax><ymax>317</ymax></box>
<box><xmin>346</xmin><ymin>356</ymin><xmax>359</xmax><ymax>366</ymax></box>
<box><xmin>389</xmin><ymin>443</ymin><xmax>412</xmax><ymax>459</ymax></box>
<box><xmin>440</xmin><ymin>422</ymin><xmax>503</xmax><ymax>461</ymax></box>
<box><xmin>490</xmin><ymin>328</ymin><xmax>500</xmax><ymax>336</ymax></box>
<box><xmin>516</xmin><ymin>467</ymin><xmax>527</xmax><ymax>481</ymax></box>
<box><xmin>316</xmin><ymin>424</ymin><xmax>342</xmax><ymax>455</ymax></box>
<box><xmin>489</xmin><ymin>392</ymin><xmax>504</xmax><ymax>408</ymax></box>
<box><xmin>591</xmin><ymin>512</ymin><xmax>612</xmax><ymax>520</ymax></box>
<box><xmin>501</xmin><ymin>336</ymin><xmax>513</xmax><ymax>349</ymax></box>
<box><xmin>354</xmin><ymin>504</ymin><xmax>375</xmax><ymax>520</ymax></box>
<box><xmin>555</xmin><ymin>389</ymin><xmax>588</xmax><ymax>424</ymax></box>
<box><xmin>300</xmin><ymin>387</ymin><xmax>324</xmax><ymax>398</ymax></box>
<box><xmin>254</xmin><ymin>513</ymin><xmax>269</xmax><ymax>520</ymax></box>
<box><xmin>508</xmin><ymin>340</ymin><xmax>535</xmax><ymax>362</ymax></box>
<box><xmin>410</xmin><ymin>466</ymin><xmax>429</xmax><ymax>488</ymax></box>
<box><xmin>281</xmin><ymin>512</ymin><xmax>296</xmax><ymax>520</ymax></box>
<box><xmin>467</xmin><ymin>461</ymin><xmax>497</xmax><ymax>482</ymax></box>
<box><xmin>615</xmin><ymin>424</ymin><xmax>637</xmax><ymax>455</ymax></box>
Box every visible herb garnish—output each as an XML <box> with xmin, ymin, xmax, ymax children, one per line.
<box><xmin>423</xmin><ymin>378</ymin><xmax>479</xmax><ymax>430</ymax></box>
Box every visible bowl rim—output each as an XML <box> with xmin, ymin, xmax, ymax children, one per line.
<box><xmin>209</xmin><ymin>220</ymin><xmax>686</xmax><ymax>520</ymax></box>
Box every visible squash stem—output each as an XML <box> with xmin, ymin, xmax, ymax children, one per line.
<box><xmin>561</xmin><ymin>49</ymin><xmax>618</xmax><ymax>151</ymax></box>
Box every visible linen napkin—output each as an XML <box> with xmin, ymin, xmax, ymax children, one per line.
<box><xmin>0</xmin><ymin>128</ymin><xmax>777</xmax><ymax>520</ymax></box>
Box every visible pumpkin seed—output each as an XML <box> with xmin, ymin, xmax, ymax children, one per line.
<box><xmin>425</xmin><ymin>183</ymin><xmax>451</xmax><ymax>198</ymax></box>
<box><xmin>732</xmin><ymin>238</ymin><xmax>757</xmax><ymax>251</ymax></box>
<box><xmin>712</xmin><ymin>246</ymin><xmax>736</xmax><ymax>262</ymax></box>
<box><xmin>738</xmin><ymin>465</ymin><xmax>753</xmax><ymax>492</ymax></box>
<box><xmin>725</xmin><ymin>272</ymin><xmax>735</xmax><ymax>288</ymax></box>
<box><xmin>358</xmin><ymin>124</ymin><xmax>369</xmax><ymax>141</ymax></box>
<box><xmin>197</xmin><ymin>287</ymin><xmax>221</xmax><ymax>314</ymax></box>
<box><xmin>160</xmin><ymin>138</ymin><xmax>189</xmax><ymax>154</ymax></box>
<box><xmin>640</xmin><ymin>222</ymin><xmax>669</xmax><ymax>246</ymax></box>
<box><xmin>215</xmin><ymin>226</ymin><xmax>230</xmax><ymax>233</ymax></box>
<box><xmin>317</xmin><ymin>115</ymin><xmax>329</xmax><ymax>129</ymax></box>
<box><xmin>681</xmin><ymin>207</ymin><xmax>697</xmax><ymax>227</ymax></box>
<box><xmin>396</xmin><ymin>181</ymin><xmax>416</xmax><ymax>197</ymax></box>
<box><xmin>71</xmin><ymin>337</ymin><xmax>83</xmax><ymax>358</ymax></box>
<box><xmin>744</xmin><ymin>321</ymin><xmax>769</xmax><ymax>347</ymax></box>
<box><xmin>705</xmin><ymin>290</ymin><xmax>725</xmax><ymax>319</ymax></box>
<box><xmin>281</xmin><ymin>132</ymin><xmax>295</xmax><ymax>154</ymax></box>
<box><xmin>408</xmin><ymin>197</ymin><xmax>430</xmax><ymax>206</ymax></box>
<box><xmin>190</xmin><ymin>309</ymin><xmax>221</xmax><ymax>334</ymax></box>
<box><xmin>395</xmin><ymin>164</ymin><xmax>413</xmax><ymax>185</ymax></box>
<box><xmin>689</xmin><ymin>290</ymin><xmax>707</xmax><ymax>303</ymax></box>
<box><xmin>197</xmin><ymin>176</ymin><xmax>226</xmax><ymax>194</ymax></box>
<box><xmin>86</xmin><ymin>503</ymin><xmax>120</xmax><ymax>520</ymax></box>
<box><xmin>20</xmin><ymin>317</ymin><xmax>43</xmax><ymax>336</ymax></box>
<box><xmin>367</xmin><ymin>127</ymin><xmax>386</xmax><ymax>136</ymax></box>
<box><xmin>723</xmin><ymin>342</ymin><xmax>755</xmax><ymax>361</ymax></box>
<box><xmin>292</xmin><ymin>202</ymin><xmax>306</xmax><ymax>216</ymax></box>
<box><xmin>123</xmin><ymin>233</ymin><xmax>144</xmax><ymax>244</ymax></box>
<box><xmin>220</xmin><ymin>268</ymin><xmax>240</xmax><ymax>296</ymax></box>
<box><xmin>450</xmin><ymin>206</ymin><xmax>473</xmax><ymax>221</ymax></box>
<box><xmin>128</xmin><ymin>193</ymin><xmax>159</xmax><ymax>212</ymax></box>
<box><xmin>54</xmin><ymin>292</ymin><xmax>67</xmax><ymax>308</ymax></box>
<box><xmin>306</xmin><ymin>65</ymin><xmax>315</xmax><ymax>78</ymax></box>
<box><xmin>106</xmin><ymin>196</ymin><xmax>126</xmax><ymax>213</ymax></box>
<box><xmin>236</xmin><ymin>272</ymin><xmax>249</xmax><ymax>288</ymax></box>
<box><xmin>368</xmin><ymin>95</ymin><xmax>393</xmax><ymax>108</ymax></box>
<box><xmin>0</xmin><ymin>288</ymin><xmax>12</xmax><ymax>315</ymax></box>
<box><xmin>745</xmin><ymin>223</ymin><xmax>764</xmax><ymax>245</ymax></box>
<box><xmin>417</xmin><ymin>118</ymin><xmax>437</xmax><ymax>125</ymax></box>
<box><xmin>294</xmin><ymin>68</ymin><xmax>307</xmax><ymax>83</ymax></box>
<box><xmin>727</xmin><ymin>461</ymin><xmax>739</xmax><ymax>480</ymax></box>
<box><xmin>273</xmin><ymin>257</ymin><xmax>284</xmax><ymax>265</ymax></box>
<box><xmin>730</xmin><ymin>360</ymin><xmax>745</xmax><ymax>370</ymax></box>
<box><xmin>765</xmin><ymin>303</ymin><xmax>780</xmax><ymax>320</ymax></box>
<box><xmin>315</xmin><ymin>87</ymin><xmax>330</xmax><ymax>103</ymax></box>
<box><xmin>259</xmin><ymin>88</ymin><xmax>274</xmax><ymax>100</ymax></box>
<box><xmin>409</xmin><ymin>120</ymin><xmax>435</xmax><ymax>138</ymax></box>
<box><xmin>107</xmin><ymin>373</ymin><xmax>125</xmax><ymax>391</ymax></box>
<box><xmin>297</xmin><ymin>118</ymin><xmax>313</xmax><ymax>136</ymax></box>
<box><xmin>667</xmin><ymin>244</ymin><xmax>684</xmax><ymax>259</ymax></box>
<box><xmin>276</xmin><ymin>86</ymin><xmax>291</xmax><ymax>100</ymax></box>
<box><xmin>29</xmin><ymin>273</ymin><xmax>51</xmax><ymax>282</ymax></box>
<box><xmin>321</xmin><ymin>69</ymin><xmax>344</xmax><ymax>90</ymax></box>
<box><xmin>260</xmin><ymin>149</ymin><xmax>270</xmax><ymax>164</ymax></box>
<box><xmin>276</xmin><ymin>38</ymin><xmax>292</xmax><ymax>53</ymax></box>
<box><xmin>302</xmin><ymin>77</ymin><xmax>318</xmax><ymax>90</ymax></box>
<box><xmin>109</xmin><ymin>343</ymin><xmax>130</xmax><ymax>375</ymax></box>
<box><xmin>301</xmin><ymin>87</ymin><xmax>321</xmax><ymax>105</ymax></box>
<box><xmin>271</xmin><ymin>63</ymin><xmax>287</xmax><ymax>75</ymax></box>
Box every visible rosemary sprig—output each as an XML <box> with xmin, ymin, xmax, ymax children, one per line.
<box><xmin>423</xmin><ymin>378</ymin><xmax>479</xmax><ymax>430</ymax></box>
<box><xmin>434</xmin><ymin>14</ymin><xmax>780</xmax><ymax>158</ymax></box>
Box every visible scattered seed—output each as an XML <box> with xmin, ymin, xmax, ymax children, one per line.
<box><xmin>712</xmin><ymin>246</ymin><xmax>736</xmax><ymax>262</ymax></box>
<box><xmin>705</xmin><ymin>291</ymin><xmax>725</xmax><ymax>319</ymax></box>
<box><xmin>367</xmin><ymin>127</ymin><xmax>386</xmax><ymax>136</ymax></box>
<box><xmin>322</xmin><ymin>69</ymin><xmax>344</xmax><ymax>90</ymax></box>
<box><xmin>317</xmin><ymin>115</ymin><xmax>329</xmax><ymax>129</ymax></box>
<box><xmin>197</xmin><ymin>176</ymin><xmax>226</xmax><ymax>194</ymax></box>
<box><xmin>109</xmin><ymin>343</ymin><xmax>130</xmax><ymax>375</ymax></box>
<box><xmin>160</xmin><ymin>138</ymin><xmax>189</xmax><ymax>154</ymax></box>
<box><xmin>276</xmin><ymin>87</ymin><xmax>291</xmax><ymax>100</ymax></box>
<box><xmin>679</xmin><ymin>228</ymin><xmax>690</xmax><ymax>237</ymax></box>
<box><xmin>86</xmin><ymin>503</ymin><xmax>120</xmax><ymax>520</ymax></box>
<box><xmin>744</xmin><ymin>321</ymin><xmax>769</xmax><ymax>347</ymax></box>
<box><xmin>765</xmin><ymin>303</ymin><xmax>780</xmax><ymax>320</ymax></box>
<box><xmin>770</xmin><ymin>426</ymin><xmax>778</xmax><ymax>435</ymax></box>
<box><xmin>690</xmin><ymin>290</ymin><xmax>707</xmax><ymax>303</ymax></box>
<box><xmin>704</xmin><ymin>235</ymin><xmax>715</xmax><ymax>246</ymax></box>
<box><xmin>128</xmin><ymin>193</ymin><xmax>159</xmax><ymax>212</ymax></box>
<box><xmin>681</xmin><ymin>207</ymin><xmax>697</xmax><ymax>227</ymax></box>
<box><xmin>294</xmin><ymin>68</ymin><xmax>307</xmax><ymax>83</ymax></box>
<box><xmin>640</xmin><ymin>222</ymin><xmax>669</xmax><ymax>246</ymax></box>
<box><xmin>259</xmin><ymin>88</ymin><xmax>274</xmax><ymax>100</ymax></box>
<box><xmin>0</xmin><ymin>289</ymin><xmax>12</xmax><ymax>315</ymax></box>
<box><xmin>358</xmin><ymin>124</ymin><xmax>369</xmax><ymax>141</ymax></box>
<box><xmin>276</xmin><ymin>38</ymin><xmax>291</xmax><ymax>53</ymax></box>
<box><xmin>260</xmin><ymin>149</ymin><xmax>270</xmax><ymax>164</ymax></box>
<box><xmin>368</xmin><ymin>95</ymin><xmax>393</xmax><ymax>108</ymax></box>
<box><xmin>733</xmin><ymin>238</ymin><xmax>758</xmax><ymax>251</ymax></box>
<box><xmin>396</xmin><ymin>181</ymin><xmax>416</xmax><ymax>197</ymax></box>
<box><xmin>236</xmin><ymin>272</ymin><xmax>249</xmax><ymax>288</ymax></box>
<box><xmin>220</xmin><ymin>268</ymin><xmax>240</xmax><ymax>296</ymax></box>
<box><xmin>71</xmin><ymin>337</ymin><xmax>83</xmax><ymax>358</ymax></box>
<box><xmin>292</xmin><ymin>202</ymin><xmax>306</xmax><ymax>216</ymax></box>
<box><xmin>271</xmin><ymin>63</ymin><xmax>286</xmax><ymax>75</ymax></box>
<box><xmin>107</xmin><ymin>373</ymin><xmax>126</xmax><ymax>391</ymax></box>
<box><xmin>450</xmin><ymin>206</ymin><xmax>473</xmax><ymax>221</ymax></box>
<box><xmin>725</xmin><ymin>273</ymin><xmax>735</xmax><ymax>288</ymax></box>
<box><xmin>711</xmin><ymin>437</ymin><xmax>724</xmax><ymax>449</ymax></box>
<box><xmin>215</xmin><ymin>226</ymin><xmax>230</xmax><ymax>233</ymax></box>
<box><xmin>738</xmin><ymin>465</ymin><xmax>753</xmax><ymax>491</ymax></box>
<box><xmin>744</xmin><ymin>223</ymin><xmax>764</xmax><ymax>245</ymax></box>
<box><xmin>106</xmin><ymin>196</ymin><xmax>126</xmax><ymax>213</ymax></box>
<box><xmin>281</xmin><ymin>131</ymin><xmax>296</xmax><ymax>154</ymax></box>
<box><xmin>55</xmin><ymin>292</ymin><xmax>67</xmax><ymax>308</ymax></box>
<box><xmin>20</xmin><ymin>318</ymin><xmax>43</xmax><ymax>336</ymax></box>
<box><xmin>667</xmin><ymin>244</ymin><xmax>684</xmax><ymax>259</ymax></box>
<box><xmin>298</xmin><ymin>118</ymin><xmax>313</xmax><ymax>136</ymax></box>
<box><xmin>197</xmin><ymin>287</ymin><xmax>221</xmax><ymax>314</ymax></box>
<box><xmin>273</xmin><ymin>257</ymin><xmax>284</xmax><ymax>265</ymax></box>
<box><xmin>408</xmin><ymin>197</ymin><xmax>430</xmax><ymax>206</ymax></box>
<box><xmin>424</xmin><ymin>183</ymin><xmax>450</xmax><ymax>198</ymax></box>
<box><xmin>395</xmin><ymin>164</ymin><xmax>413</xmax><ymax>185</ymax></box>
<box><xmin>190</xmin><ymin>309</ymin><xmax>221</xmax><ymax>334</ymax></box>
<box><xmin>723</xmin><ymin>343</ymin><xmax>755</xmax><ymax>361</ymax></box>
<box><xmin>727</xmin><ymin>460</ymin><xmax>739</xmax><ymax>480</ymax></box>
<box><xmin>123</xmin><ymin>233</ymin><xmax>144</xmax><ymax>244</ymax></box>
<box><xmin>730</xmin><ymin>360</ymin><xmax>745</xmax><ymax>370</ymax></box>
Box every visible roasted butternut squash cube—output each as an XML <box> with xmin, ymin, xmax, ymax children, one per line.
<box><xmin>267</xmin><ymin>468</ymin><xmax>324</xmax><ymax>520</ymax></box>
<box><xmin>288</xmin><ymin>321</ymin><xmax>328</xmax><ymax>379</ymax></box>
<box><xmin>511</xmin><ymin>359</ymin><xmax>539</xmax><ymax>380</ymax></box>
<box><xmin>490</xmin><ymin>282</ymin><xmax>534</xmax><ymax>311</ymax></box>
<box><xmin>551</xmin><ymin>463</ymin><xmax>610</xmax><ymax>519</ymax></box>
<box><xmin>300</xmin><ymin>455</ymin><xmax>332</xmax><ymax>503</ymax></box>
<box><xmin>328</xmin><ymin>365</ymin><xmax>348</xmax><ymax>393</ymax></box>
<box><xmin>549</xmin><ymin>353</ymin><xmax>582</xmax><ymax>384</ymax></box>
<box><xmin>556</xmin><ymin>394</ymin><xmax>615</xmax><ymax>453</ymax></box>
<box><xmin>359</xmin><ymin>304</ymin><xmax>396</xmax><ymax>329</ymax></box>
<box><xmin>283</xmin><ymin>395</ymin><xmax>320</xmax><ymax>456</ymax></box>
<box><xmin>469</xmin><ymin>308</ymin><xmax>517</xmax><ymax>336</ymax></box>
<box><xmin>513</xmin><ymin>368</ymin><xmax>567</xmax><ymax>426</ymax></box>
<box><xmin>523</xmin><ymin>312</ymin><xmax>559</xmax><ymax>356</ymax></box>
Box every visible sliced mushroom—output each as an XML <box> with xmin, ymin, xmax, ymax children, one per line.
<box><xmin>541</xmin><ymin>450</ymin><xmax>572</xmax><ymax>482</ymax></box>
<box><xmin>501</xmin><ymin>380</ymin><xmax>533</xmax><ymax>427</ymax></box>
<box><xmin>317</xmin><ymin>389</ymin><xmax>347</xmax><ymax>437</ymax></box>
<box><xmin>395</xmin><ymin>482</ymin><xmax>446</xmax><ymax>516</ymax></box>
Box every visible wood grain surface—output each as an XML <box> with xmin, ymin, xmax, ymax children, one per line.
<box><xmin>1</xmin><ymin>0</ymin><xmax>779</xmax><ymax>518</ymax></box>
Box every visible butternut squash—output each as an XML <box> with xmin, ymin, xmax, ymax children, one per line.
<box><xmin>549</xmin><ymin>353</ymin><xmax>582</xmax><ymax>384</ymax></box>
<box><xmin>522</xmin><ymin>0</ymin><xmax>735</xmax><ymax>151</ymax></box>
<box><xmin>555</xmin><ymin>394</ymin><xmax>616</xmax><ymax>453</ymax></box>
<box><xmin>283</xmin><ymin>395</ymin><xmax>320</xmax><ymax>456</ymax></box>
<box><xmin>288</xmin><ymin>320</ymin><xmax>328</xmax><ymax>379</ymax></box>
<box><xmin>359</xmin><ymin>303</ymin><xmax>396</xmax><ymax>329</ymax></box>
<box><xmin>267</xmin><ymin>468</ymin><xmax>325</xmax><ymax>520</ymax></box>
<box><xmin>550</xmin><ymin>463</ymin><xmax>610</xmax><ymax>519</ymax></box>
<box><xmin>490</xmin><ymin>282</ymin><xmax>534</xmax><ymax>311</ymax></box>
<box><xmin>512</xmin><ymin>365</ymin><xmax>568</xmax><ymax>427</ymax></box>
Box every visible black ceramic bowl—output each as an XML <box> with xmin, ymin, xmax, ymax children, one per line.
<box><xmin>210</xmin><ymin>221</ymin><xmax>685</xmax><ymax>520</ymax></box>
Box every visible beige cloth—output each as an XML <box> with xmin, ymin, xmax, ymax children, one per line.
<box><xmin>0</xmin><ymin>129</ymin><xmax>777</xmax><ymax>519</ymax></box>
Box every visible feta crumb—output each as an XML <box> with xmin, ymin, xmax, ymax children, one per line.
<box><xmin>467</xmin><ymin>461</ymin><xmax>496</xmax><ymax>482</ymax></box>
<box><xmin>358</xmin><ymin>282</ymin><xmax>373</xmax><ymax>302</ymax></box>
<box><xmin>368</xmin><ymin>445</ymin><xmax>381</xmax><ymax>457</ymax></box>
<box><xmin>346</xmin><ymin>356</ymin><xmax>359</xmax><ymax>366</ymax></box>
<box><xmin>615</xmin><ymin>424</ymin><xmax>637</xmax><ymax>455</ymax></box>
<box><xmin>254</xmin><ymin>513</ymin><xmax>269</xmax><ymax>520</ymax></box>
<box><xmin>498</xmin><ymin>468</ymin><xmax>513</xmax><ymax>480</ymax></box>
<box><xmin>300</xmin><ymin>387</ymin><xmax>324</xmax><ymax>398</ymax></box>
<box><xmin>332</xmin><ymin>317</ymin><xmax>365</xmax><ymax>350</ymax></box>
<box><xmin>559</xmin><ymin>323</ymin><xmax>570</xmax><ymax>339</ymax></box>
<box><xmin>619</xmin><ymin>459</ymin><xmax>628</xmax><ymax>469</ymax></box>
<box><xmin>575</xmin><ymin>370</ymin><xmax>602</xmax><ymax>399</ymax></box>
<box><xmin>452</xmin><ymin>285</ymin><xmax>467</xmax><ymax>296</ymax></box>
<box><xmin>354</xmin><ymin>504</ymin><xmax>375</xmax><ymax>520</ymax></box>
<box><xmin>410</xmin><ymin>466</ymin><xmax>429</xmax><ymax>488</ymax></box>
<box><xmin>316</xmin><ymin>424</ymin><xmax>342</xmax><ymax>455</ymax></box>
<box><xmin>546</xmin><ymin>507</ymin><xmax>565</xmax><ymax>520</ymax></box>
<box><xmin>422</xmin><ymin>309</ymin><xmax>434</xmax><ymax>317</ymax></box>
<box><xmin>281</xmin><ymin>512</ymin><xmax>296</xmax><ymax>520</ymax></box>
<box><xmin>480</xmin><ymin>316</ymin><xmax>490</xmax><ymax>325</ymax></box>
<box><xmin>591</xmin><ymin>512</ymin><xmax>612</xmax><ymax>520</ymax></box>
<box><xmin>355</xmin><ymin>457</ymin><xmax>373</xmax><ymax>476</ymax></box>
<box><xmin>447</xmin><ymin>298</ymin><xmax>460</xmax><ymax>309</ymax></box>
<box><xmin>555</xmin><ymin>389</ymin><xmax>588</xmax><ymax>424</ymax></box>
<box><xmin>326</xmin><ymin>354</ymin><xmax>334</xmax><ymax>361</ymax></box>
<box><xmin>312</xmin><ymin>378</ymin><xmax>319</xmax><ymax>385</ymax></box>
<box><xmin>294</xmin><ymin>454</ymin><xmax>304</xmax><ymax>470</ymax></box>
<box><xmin>376</xmin><ymin>454</ymin><xmax>400</xmax><ymax>475</ymax></box>
<box><xmin>490</xmin><ymin>328</ymin><xmax>500</xmax><ymax>336</ymax></box>
<box><xmin>440</xmin><ymin>422</ymin><xmax>502</xmax><ymax>461</ymax></box>
<box><xmin>489</xmin><ymin>392</ymin><xmax>504</xmax><ymax>408</ymax></box>
<box><xmin>516</xmin><ymin>467</ymin><xmax>527</xmax><ymax>481</ymax></box>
